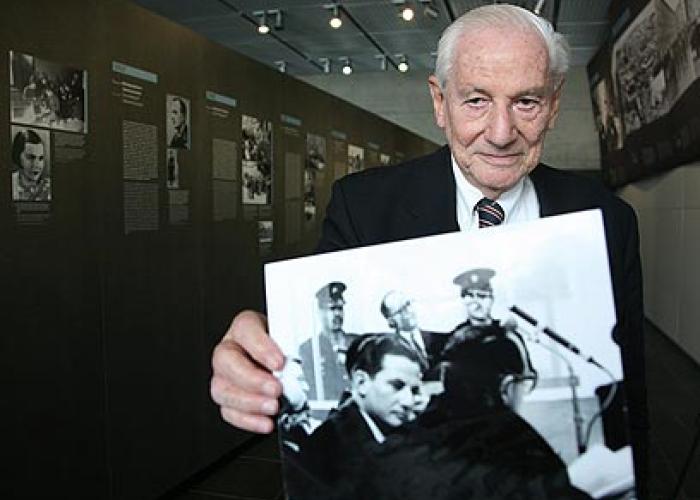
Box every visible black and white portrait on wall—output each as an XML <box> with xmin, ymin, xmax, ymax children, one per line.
<box><xmin>242</xmin><ymin>114</ymin><xmax>273</xmax><ymax>205</ymax></box>
<box><xmin>347</xmin><ymin>144</ymin><xmax>364</xmax><ymax>174</ymax></box>
<box><xmin>10</xmin><ymin>125</ymin><xmax>51</xmax><ymax>202</ymax></box>
<box><xmin>305</xmin><ymin>133</ymin><xmax>326</xmax><ymax>222</ymax></box>
<box><xmin>166</xmin><ymin>94</ymin><xmax>190</xmax><ymax>150</ymax></box>
<box><xmin>10</xmin><ymin>51</ymin><xmax>87</xmax><ymax>134</ymax></box>
<box><xmin>266</xmin><ymin>210</ymin><xmax>638</xmax><ymax>500</ymax></box>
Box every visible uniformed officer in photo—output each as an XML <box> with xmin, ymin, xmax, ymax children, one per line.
<box><xmin>299</xmin><ymin>281</ymin><xmax>358</xmax><ymax>402</ymax></box>
<box><xmin>441</xmin><ymin>268</ymin><xmax>537</xmax><ymax>414</ymax></box>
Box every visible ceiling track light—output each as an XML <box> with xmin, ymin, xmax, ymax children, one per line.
<box><xmin>375</xmin><ymin>54</ymin><xmax>387</xmax><ymax>71</ymax></box>
<box><xmin>419</xmin><ymin>0</ymin><xmax>439</xmax><ymax>20</ymax></box>
<box><xmin>533</xmin><ymin>0</ymin><xmax>546</xmax><ymax>15</ymax></box>
<box><xmin>396</xmin><ymin>54</ymin><xmax>409</xmax><ymax>73</ymax></box>
<box><xmin>274</xmin><ymin>60</ymin><xmax>287</xmax><ymax>73</ymax></box>
<box><xmin>319</xmin><ymin>57</ymin><xmax>331</xmax><ymax>74</ymax></box>
<box><xmin>339</xmin><ymin>57</ymin><xmax>353</xmax><ymax>75</ymax></box>
<box><xmin>325</xmin><ymin>4</ymin><xmax>342</xmax><ymax>29</ymax></box>
<box><xmin>253</xmin><ymin>9</ymin><xmax>283</xmax><ymax>35</ymax></box>
<box><xmin>392</xmin><ymin>0</ymin><xmax>415</xmax><ymax>21</ymax></box>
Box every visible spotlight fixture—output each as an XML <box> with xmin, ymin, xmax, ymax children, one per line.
<box><xmin>375</xmin><ymin>54</ymin><xmax>388</xmax><ymax>71</ymax></box>
<box><xmin>255</xmin><ymin>11</ymin><xmax>270</xmax><ymax>34</ymax></box>
<box><xmin>253</xmin><ymin>9</ymin><xmax>283</xmax><ymax>35</ymax></box>
<box><xmin>340</xmin><ymin>57</ymin><xmax>353</xmax><ymax>75</ymax></box>
<box><xmin>392</xmin><ymin>0</ymin><xmax>415</xmax><ymax>21</ymax></box>
<box><xmin>533</xmin><ymin>0</ymin><xmax>546</xmax><ymax>15</ymax></box>
<box><xmin>319</xmin><ymin>57</ymin><xmax>331</xmax><ymax>74</ymax></box>
<box><xmin>326</xmin><ymin>4</ymin><xmax>342</xmax><ymax>29</ymax></box>
<box><xmin>419</xmin><ymin>0</ymin><xmax>439</xmax><ymax>20</ymax></box>
<box><xmin>396</xmin><ymin>54</ymin><xmax>409</xmax><ymax>73</ymax></box>
<box><xmin>274</xmin><ymin>60</ymin><xmax>287</xmax><ymax>73</ymax></box>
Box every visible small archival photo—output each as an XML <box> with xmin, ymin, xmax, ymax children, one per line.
<box><xmin>10</xmin><ymin>125</ymin><xmax>51</xmax><ymax>202</ymax></box>
<box><xmin>166</xmin><ymin>94</ymin><xmax>191</xmax><ymax>150</ymax></box>
<box><xmin>241</xmin><ymin>114</ymin><xmax>273</xmax><ymax>205</ymax></box>
<box><xmin>265</xmin><ymin>210</ymin><xmax>637</xmax><ymax>500</ymax></box>
<box><xmin>10</xmin><ymin>51</ymin><xmax>88</xmax><ymax>134</ymax></box>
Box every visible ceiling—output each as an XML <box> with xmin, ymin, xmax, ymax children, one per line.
<box><xmin>131</xmin><ymin>0</ymin><xmax>612</xmax><ymax>76</ymax></box>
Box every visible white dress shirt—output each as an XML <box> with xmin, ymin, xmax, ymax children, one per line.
<box><xmin>451</xmin><ymin>154</ymin><xmax>540</xmax><ymax>231</ymax></box>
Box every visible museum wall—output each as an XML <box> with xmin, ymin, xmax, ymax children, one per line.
<box><xmin>0</xmin><ymin>1</ymin><xmax>436</xmax><ymax>499</ymax></box>
<box><xmin>619</xmin><ymin>162</ymin><xmax>700</xmax><ymax>365</ymax></box>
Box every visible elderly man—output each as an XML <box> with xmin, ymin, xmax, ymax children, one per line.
<box><xmin>211</xmin><ymin>3</ymin><xmax>647</xmax><ymax>494</ymax></box>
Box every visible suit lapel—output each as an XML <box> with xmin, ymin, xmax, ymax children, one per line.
<box><xmin>530</xmin><ymin>164</ymin><xmax>574</xmax><ymax>217</ymax></box>
<box><xmin>395</xmin><ymin>146</ymin><xmax>458</xmax><ymax>238</ymax></box>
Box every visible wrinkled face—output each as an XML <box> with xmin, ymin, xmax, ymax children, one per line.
<box><xmin>388</xmin><ymin>300</ymin><xmax>418</xmax><ymax>332</ymax></box>
<box><xmin>320</xmin><ymin>304</ymin><xmax>344</xmax><ymax>333</ymax></box>
<box><xmin>463</xmin><ymin>289</ymin><xmax>493</xmax><ymax>323</ymax></box>
<box><xmin>170</xmin><ymin>100</ymin><xmax>185</xmax><ymax>128</ymax></box>
<box><xmin>19</xmin><ymin>142</ymin><xmax>46</xmax><ymax>183</ymax></box>
<box><xmin>429</xmin><ymin>26</ymin><xmax>561</xmax><ymax>199</ymax></box>
<box><xmin>356</xmin><ymin>354</ymin><xmax>423</xmax><ymax>427</ymax></box>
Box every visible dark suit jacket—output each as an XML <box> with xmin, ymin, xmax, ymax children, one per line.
<box><xmin>315</xmin><ymin>145</ymin><xmax>648</xmax><ymax>490</ymax></box>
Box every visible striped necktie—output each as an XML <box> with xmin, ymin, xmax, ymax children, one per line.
<box><xmin>476</xmin><ymin>197</ymin><xmax>505</xmax><ymax>228</ymax></box>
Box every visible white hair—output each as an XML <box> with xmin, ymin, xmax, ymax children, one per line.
<box><xmin>434</xmin><ymin>4</ymin><xmax>570</xmax><ymax>90</ymax></box>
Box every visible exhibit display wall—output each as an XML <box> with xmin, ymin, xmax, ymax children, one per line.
<box><xmin>0</xmin><ymin>1</ymin><xmax>436</xmax><ymax>498</ymax></box>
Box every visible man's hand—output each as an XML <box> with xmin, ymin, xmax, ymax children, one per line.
<box><xmin>210</xmin><ymin>310</ymin><xmax>285</xmax><ymax>433</ymax></box>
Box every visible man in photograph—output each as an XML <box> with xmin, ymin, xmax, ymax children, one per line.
<box><xmin>440</xmin><ymin>268</ymin><xmax>535</xmax><ymax>414</ymax></box>
<box><xmin>11</xmin><ymin>127</ymin><xmax>51</xmax><ymax>202</ymax></box>
<box><xmin>299</xmin><ymin>282</ymin><xmax>358</xmax><ymax>402</ymax></box>
<box><xmin>285</xmin><ymin>334</ymin><xmax>425</xmax><ymax>500</ymax></box>
<box><xmin>168</xmin><ymin>96</ymin><xmax>189</xmax><ymax>149</ymax></box>
<box><xmin>211</xmin><ymin>3</ymin><xmax>647</xmax><ymax>493</ymax></box>
<box><xmin>380</xmin><ymin>290</ymin><xmax>448</xmax><ymax>370</ymax></box>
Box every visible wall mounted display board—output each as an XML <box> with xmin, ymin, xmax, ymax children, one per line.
<box><xmin>0</xmin><ymin>1</ymin><xmax>437</xmax><ymax>499</ymax></box>
<box><xmin>588</xmin><ymin>0</ymin><xmax>700</xmax><ymax>187</ymax></box>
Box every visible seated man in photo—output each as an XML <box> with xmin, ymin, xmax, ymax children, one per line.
<box><xmin>284</xmin><ymin>333</ymin><xmax>425</xmax><ymax>499</ymax></box>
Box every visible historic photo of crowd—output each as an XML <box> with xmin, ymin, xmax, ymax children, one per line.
<box><xmin>10</xmin><ymin>51</ymin><xmax>87</xmax><ymax>134</ymax></box>
<box><xmin>241</xmin><ymin>114</ymin><xmax>273</xmax><ymax>205</ymax></box>
<box><xmin>266</xmin><ymin>211</ymin><xmax>636</xmax><ymax>500</ymax></box>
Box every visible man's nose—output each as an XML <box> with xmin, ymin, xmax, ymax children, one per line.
<box><xmin>484</xmin><ymin>103</ymin><xmax>517</xmax><ymax>147</ymax></box>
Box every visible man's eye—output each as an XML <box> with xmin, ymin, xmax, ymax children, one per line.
<box><xmin>515</xmin><ymin>98</ymin><xmax>540</xmax><ymax>111</ymax></box>
<box><xmin>464</xmin><ymin>97</ymin><xmax>488</xmax><ymax>108</ymax></box>
<box><xmin>390</xmin><ymin>380</ymin><xmax>406</xmax><ymax>391</ymax></box>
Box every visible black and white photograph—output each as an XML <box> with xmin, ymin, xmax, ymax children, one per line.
<box><xmin>166</xmin><ymin>94</ymin><xmax>190</xmax><ymax>150</ymax></box>
<box><xmin>10</xmin><ymin>125</ymin><xmax>51</xmax><ymax>202</ymax></box>
<box><xmin>242</xmin><ymin>114</ymin><xmax>273</xmax><ymax>205</ymax></box>
<box><xmin>258</xmin><ymin>220</ymin><xmax>273</xmax><ymax>256</ymax></box>
<box><xmin>266</xmin><ymin>210</ymin><xmax>637</xmax><ymax>500</ymax></box>
<box><xmin>10</xmin><ymin>51</ymin><xmax>87</xmax><ymax>134</ymax></box>
<box><xmin>166</xmin><ymin>148</ymin><xmax>179</xmax><ymax>189</ymax></box>
<box><xmin>305</xmin><ymin>133</ymin><xmax>326</xmax><ymax>222</ymax></box>
<box><xmin>347</xmin><ymin>144</ymin><xmax>364</xmax><ymax>174</ymax></box>
<box><xmin>591</xmin><ymin>77</ymin><xmax>624</xmax><ymax>152</ymax></box>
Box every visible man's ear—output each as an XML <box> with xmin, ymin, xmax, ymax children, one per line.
<box><xmin>351</xmin><ymin>370</ymin><xmax>371</xmax><ymax>397</ymax></box>
<box><xmin>428</xmin><ymin>75</ymin><xmax>446</xmax><ymax>129</ymax></box>
<box><xmin>547</xmin><ymin>80</ymin><xmax>564</xmax><ymax>130</ymax></box>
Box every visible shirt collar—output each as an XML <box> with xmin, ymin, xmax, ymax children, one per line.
<box><xmin>451</xmin><ymin>153</ymin><xmax>526</xmax><ymax>224</ymax></box>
